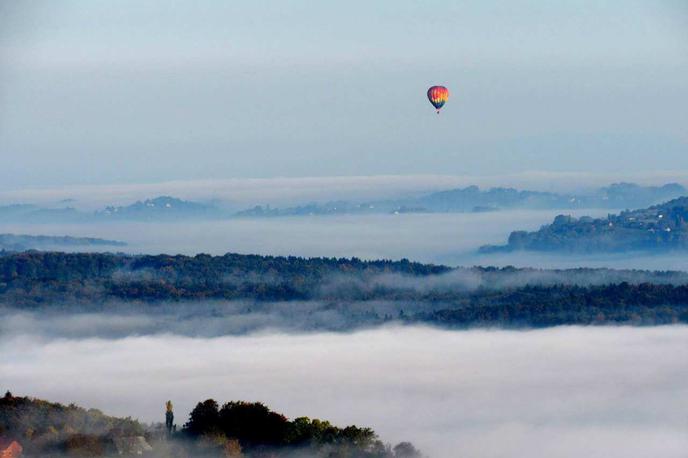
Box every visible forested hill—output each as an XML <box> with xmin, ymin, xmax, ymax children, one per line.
<box><xmin>0</xmin><ymin>391</ymin><xmax>143</xmax><ymax>457</ymax></box>
<box><xmin>0</xmin><ymin>251</ymin><xmax>448</xmax><ymax>292</ymax></box>
<box><xmin>482</xmin><ymin>196</ymin><xmax>688</xmax><ymax>253</ymax></box>
<box><xmin>0</xmin><ymin>391</ymin><xmax>418</xmax><ymax>457</ymax></box>
<box><xmin>0</xmin><ymin>234</ymin><xmax>126</xmax><ymax>251</ymax></box>
<box><xmin>1</xmin><ymin>251</ymin><xmax>688</xmax><ymax>327</ymax></box>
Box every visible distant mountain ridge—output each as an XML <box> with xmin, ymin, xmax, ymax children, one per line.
<box><xmin>236</xmin><ymin>182</ymin><xmax>687</xmax><ymax>217</ymax></box>
<box><xmin>96</xmin><ymin>196</ymin><xmax>220</xmax><ymax>221</ymax></box>
<box><xmin>0</xmin><ymin>196</ymin><xmax>227</xmax><ymax>223</ymax></box>
<box><xmin>419</xmin><ymin>182</ymin><xmax>686</xmax><ymax>211</ymax></box>
<box><xmin>0</xmin><ymin>182</ymin><xmax>685</xmax><ymax>222</ymax></box>
<box><xmin>0</xmin><ymin>203</ymin><xmax>86</xmax><ymax>223</ymax></box>
<box><xmin>481</xmin><ymin>196</ymin><xmax>688</xmax><ymax>253</ymax></box>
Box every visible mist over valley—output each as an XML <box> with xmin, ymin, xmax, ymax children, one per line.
<box><xmin>7</xmin><ymin>208</ymin><xmax>688</xmax><ymax>270</ymax></box>
<box><xmin>2</xmin><ymin>326</ymin><xmax>686</xmax><ymax>458</ymax></box>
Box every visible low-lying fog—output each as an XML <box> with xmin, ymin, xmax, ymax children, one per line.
<box><xmin>1</xmin><ymin>325</ymin><xmax>686</xmax><ymax>458</ymax></box>
<box><xmin>3</xmin><ymin>209</ymin><xmax>688</xmax><ymax>270</ymax></box>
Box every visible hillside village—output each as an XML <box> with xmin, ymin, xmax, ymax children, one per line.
<box><xmin>481</xmin><ymin>196</ymin><xmax>688</xmax><ymax>253</ymax></box>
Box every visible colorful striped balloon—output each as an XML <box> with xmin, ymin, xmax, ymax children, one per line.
<box><xmin>427</xmin><ymin>85</ymin><xmax>449</xmax><ymax>113</ymax></box>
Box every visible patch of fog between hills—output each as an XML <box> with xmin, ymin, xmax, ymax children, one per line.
<box><xmin>111</xmin><ymin>265</ymin><xmax>688</xmax><ymax>293</ymax></box>
<box><xmin>1</xmin><ymin>326</ymin><xmax>687</xmax><ymax>458</ymax></box>
<box><xmin>318</xmin><ymin>267</ymin><xmax>688</xmax><ymax>295</ymax></box>
<box><xmin>0</xmin><ymin>301</ymin><xmax>415</xmax><ymax>338</ymax></box>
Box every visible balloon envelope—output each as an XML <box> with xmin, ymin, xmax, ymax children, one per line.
<box><xmin>427</xmin><ymin>86</ymin><xmax>449</xmax><ymax>112</ymax></box>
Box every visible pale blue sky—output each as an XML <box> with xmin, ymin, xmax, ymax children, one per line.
<box><xmin>1</xmin><ymin>1</ymin><xmax>687</xmax><ymax>189</ymax></box>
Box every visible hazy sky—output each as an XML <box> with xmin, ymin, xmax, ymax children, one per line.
<box><xmin>1</xmin><ymin>1</ymin><xmax>687</xmax><ymax>189</ymax></box>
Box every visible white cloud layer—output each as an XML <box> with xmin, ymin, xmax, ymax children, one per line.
<box><xmin>2</xmin><ymin>326</ymin><xmax>687</xmax><ymax>458</ymax></box>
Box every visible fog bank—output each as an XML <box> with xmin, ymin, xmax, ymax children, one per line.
<box><xmin>0</xmin><ymin>302</ymin><xmax>414</xmax><ymax>338</ymax></box>
<box><xmin>2</xmin><ymin>326</ymin><xmax>686</xmax><ymax>458</ymax></box>
<box><xmin>3</xmin><ymin>209</ymin><xmax>688</xmax><ymax>270</ymax></box>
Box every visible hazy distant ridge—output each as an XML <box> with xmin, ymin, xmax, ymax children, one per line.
<box><xmin>1</xmin><ymin>182</ymin><xmax>685</xmax><ymax>223</ymax></box>
<box><xmin>237</xmin><ymin>182</ymin><xmax>687</xmax><ymax>217</ymax></box>
<box><xmin>96</xmin><ymin>195</ymin><xmax>223</xmax><ymax>221</ymax></box>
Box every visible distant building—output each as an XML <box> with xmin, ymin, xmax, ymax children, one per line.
<box><xmin>165</xmin><ymin>400</ymin><xmax>175</xmax><ymax>435</ymax></box>
<box><xmin>0</xmin><ymin>438</ymin><xmax>23</xmax><ymax>458</ymax></box>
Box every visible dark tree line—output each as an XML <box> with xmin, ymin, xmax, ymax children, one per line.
<box><xmin>1</xmin><ymin>251</ymin><xmax>687</xmax><ymax>327</ymax></box>
<box><xmin>183</xmin><ymin>399</ymin><xmax>420</xmax><ymax>457</ymax></box>
<box><xmin>416</xmin><ymin>283</ymin><xmax>688</xmax><ymax>327</ymax></box>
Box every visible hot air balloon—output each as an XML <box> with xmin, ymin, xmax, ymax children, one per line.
<box><xmin>427</xmin><ymin>85</ymin><xmax>449</xmax><ymax>113</ymax></box>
